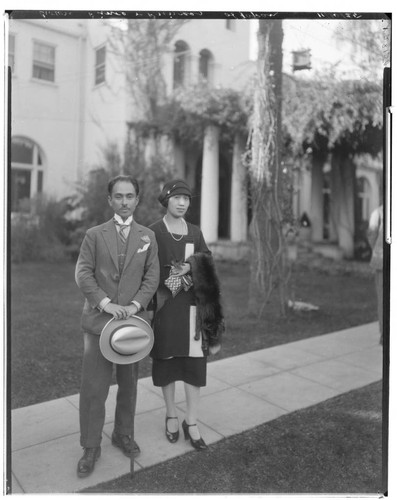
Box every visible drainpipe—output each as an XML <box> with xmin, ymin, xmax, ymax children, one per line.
<box><xmin>75</xmin><ymin>21</ymin><xmax>87</xmax><ymax>183</ymax></box>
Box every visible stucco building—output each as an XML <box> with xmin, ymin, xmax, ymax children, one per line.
<box><xmin>8</xmin><ymin>17</ymin><xmax>252</xmax><ymax>251</ymax></box>
<box><xmin>7</xmin><ymin>16</ymin><xmax>382</xmax><ymax>259</ymax></box>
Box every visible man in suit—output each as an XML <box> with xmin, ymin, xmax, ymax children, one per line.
<box><xmin>75</xmin><ymin>175</ymin><xmax>159</xmax><ymax>478</ymax></box>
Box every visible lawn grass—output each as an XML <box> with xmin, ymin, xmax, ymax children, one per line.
<box><xmin>10</xmin><ymin>257</ymin><xmax>378</xmax><ymax>409</ymax></box>
<box><xmin>9</xmin><ymin>256</ymin><xmax>383</xmax><ymax>494</ymax></box>
<box><xmin>81</xmin><ymin>381</ymin><xmax>384</xmax><ymax>494</ymax></box>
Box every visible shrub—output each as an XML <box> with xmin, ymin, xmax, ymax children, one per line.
<box><xmin>133</xmin><ymin>158</ymin><xmax>172</xmax><ymax>226</ymax></box>
<box><xmin>10</xmin><ymin>215</ymin><xmax>68</xmax><ymax>263</ymax></box>
<box><xmin>10</xmin><ymin>196</ymin><xmax>72</xmax><ymax>264</ymax></box>
<box><xmin>75</xmin><ymin>168</ymin><xmax>115</xmax><ymax>229</ymax></box>
<box><xmin>76</xmin><ymin>141</ymin><xmax>176</xmax><ymax>227</ymax></box>
<box><xmin>72</xmin><ymin>143</ymin><xmax>125</xmax><ymax>233</ymax></box>
<box><xmin>10</xmin><ymin>216</ymin><xmax>41</xmax><ymax>263</ymax></box>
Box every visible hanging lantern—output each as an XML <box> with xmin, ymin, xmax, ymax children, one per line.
<box><xmin>292</xmin><ymin>49</ymin><xmax>312</xmax><ymax>71</ymax></box>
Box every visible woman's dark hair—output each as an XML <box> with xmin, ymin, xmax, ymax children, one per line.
<box><xmin>108</xmin><ymin>175</ymin><xmax>140</xmax><ymax>196</ymax></box>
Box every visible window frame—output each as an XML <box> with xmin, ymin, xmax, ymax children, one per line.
<box><xmin>356</xmin><ymin>176</ymin><xmax>371</xmax><ymax>223</ymax></box>
<box><xmin>94</xmin><ymin>44</ymin><xmax>106</xmax><ymax>86</ymax></box>
<box><xmin>32</xmin><ymin>39</ymin><xmax>56</xmax><ymax>83</ymax></box>
<box><xmin>11</xmin><ymin>137</ymin><xmax>45</xmax><ymax>212</ymax></box>
<box><xmin>198</xmin><ymin>48</ymin><xmax>214</xmax><ymax>84</ymax></box>
<box><xmin>173</xmin><ymin>40</ymin><xmax>190</xmax><ymax>89</ymax></box>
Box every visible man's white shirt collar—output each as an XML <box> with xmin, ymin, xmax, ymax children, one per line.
<box><xmin>114</xmin><ymin>214</ymin><xmax>133</xmax><ymax>226</ymax></box>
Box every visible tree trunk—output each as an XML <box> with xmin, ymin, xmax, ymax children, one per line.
<box><xmin>248</xmin><ymin>19</ymin><xmax>289</xmax><ymax>316</ymax></box>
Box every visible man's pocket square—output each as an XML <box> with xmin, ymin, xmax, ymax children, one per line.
<box><xmin>137</xmin><ymin>243</ymin><xmax>150</xmax><ymax>253</ymax></box>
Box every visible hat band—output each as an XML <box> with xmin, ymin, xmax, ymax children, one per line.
<box><xmin>166</xmin><ymin>187</ymin><xmax>191</xmax><ymax>198</ymax></box>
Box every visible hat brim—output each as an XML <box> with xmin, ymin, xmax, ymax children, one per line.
<box><xmin>100</xmin><ymin>315</ymin><xmax>154</xmax><ymax>364</ymax></box>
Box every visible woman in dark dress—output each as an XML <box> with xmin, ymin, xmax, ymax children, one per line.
<box><xmin>150</xmin><ymin>180</ymin><xmax>223</xmax><ymax>451</ymax></box>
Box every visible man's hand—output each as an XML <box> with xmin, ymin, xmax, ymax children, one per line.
<box><xmin>103</xmin><ymin>303</ymin><xmax>128</xmax><ymax>320</ymax></box>
<box><xmin>124</xmin><ymin>303</ymin><xmax>139</xmax><ymax>317</ymax></box>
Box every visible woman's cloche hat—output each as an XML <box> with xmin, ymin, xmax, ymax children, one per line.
<box><xmin>100</xmin><ymin>315</ymin><xmax>154</xmax><ymax>364</ymax></box>
<box><xmin>158</xmin><ymin>179</ymin><xmax>192</xmax><ymax>207</ymax></box>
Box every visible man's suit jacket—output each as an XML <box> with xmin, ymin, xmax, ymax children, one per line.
<box><xmin>75</xmin><ymin>218</ymin><xmax>160</xmax><ymax>335</ymax></box>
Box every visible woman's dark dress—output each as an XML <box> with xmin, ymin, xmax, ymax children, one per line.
<box><xmin>149</xmin><ymin>219</ymin><xmax>211</xmax><ymax>387</ymax></box>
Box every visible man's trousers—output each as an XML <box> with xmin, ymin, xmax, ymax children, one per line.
<box><xmin>79</xmin><ymin>332</ymin><xmax>139</xmax><ymax>448</ymax></box>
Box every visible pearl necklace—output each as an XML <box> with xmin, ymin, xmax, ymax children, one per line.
<box><xmin>163</xmin><ymin>216</ymin><xmax>187</xmax><ymax>242</ymax></box>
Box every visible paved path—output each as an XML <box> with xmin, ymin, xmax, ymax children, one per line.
<box><xmin>10</xmin><ymin>322</ymin><xmax>383</xmax><ymax>494</ymax></box>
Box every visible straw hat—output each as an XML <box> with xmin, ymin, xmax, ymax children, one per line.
<box><xmin>100</xmin><ymin>315</ymin><xmax>154</xmax><ymax>364</ymax></box>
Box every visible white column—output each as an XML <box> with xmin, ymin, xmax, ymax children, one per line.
<box><xmin>230</xmin><ymin>134</ymin><xmax>247</xmax><ymax>242</ymax></box>
<box><xmin>200</xmin><ymin>124</ymin><xmax>219</xmax><ymax>243</ymax></box>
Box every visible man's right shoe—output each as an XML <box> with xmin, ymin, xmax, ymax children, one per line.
<box><xmin>77</xmin><ymin>447</ymin><xmax>101</xmax><ymax>478</ymax></box>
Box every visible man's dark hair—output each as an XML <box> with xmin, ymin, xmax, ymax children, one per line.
<box><xmin>108</xmin><ymin>175</ymin><xmax>140</xmax><ymax>196</ymax></box>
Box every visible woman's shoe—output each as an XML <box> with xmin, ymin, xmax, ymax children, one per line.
<box><xmin>165</xmin><ymin>416</ymin><xmax>179</xmax><ymax>443</ymax></box>
<box><xmin>182</xmin><ymin>420</ymin><xmax>208</xmax><ymax>451</ymax></box>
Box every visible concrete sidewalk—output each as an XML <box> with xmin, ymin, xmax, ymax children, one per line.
<box><xmin>10</xmin><ymin>322</ymin><xmax>383</xmax><ymax>494</ymax></box>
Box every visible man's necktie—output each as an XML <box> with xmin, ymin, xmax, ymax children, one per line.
<box><xmin>114</xmin><ymin>220</ymin><xmax>130</xmax><ymax>243</ymax></box>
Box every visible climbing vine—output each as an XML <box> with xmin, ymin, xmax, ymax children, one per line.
<box><xmin>282</xmin><ymin>73</ymin><xmax>383</xmax><ymax>158</ymax></box>
<box><xmin>140</xmin><ymin>84</ymin><xmax>251</xmax><ymax>150</ymax></box>
<box><xmin>247</xmin><ymin>19</ymin><xmax>290</xmax><ymax>317</ymax></box>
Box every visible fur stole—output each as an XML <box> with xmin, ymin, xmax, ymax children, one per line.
<box><xmin>186</xmin><ymin>252</ymin><xmax>225</xmax><ymax>349</ymax></box>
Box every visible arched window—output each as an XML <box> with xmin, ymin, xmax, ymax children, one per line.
<box><xmin>198</xmin><ymin>49</ymin><xmax>214</xmax><ymax>84</ymax></box>
<box><xmin>11</xmin><ymin>137</ymin><xmax>45</xmax><ymax>212</ymax></box>
<box><xmin>173</xmin><ymin>40</ymin><xmax>190</xmax><ymax>89</ymax></box>
<box><xmin>356</xmin><ymin>176</ymin><xmax>371</xmax><ymax>224</ymax></box>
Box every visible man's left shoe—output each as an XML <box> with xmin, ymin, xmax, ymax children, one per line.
<box><xmin>111</xmin><ymin>431</ymin><xmax>141</xmax><ymax>457</ymax></box>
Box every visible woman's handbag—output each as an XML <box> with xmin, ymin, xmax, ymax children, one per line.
<box><xmin>164</xmin><ymin>262</ymin><xmax>193</xmax><ymax>297</ymax></box>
